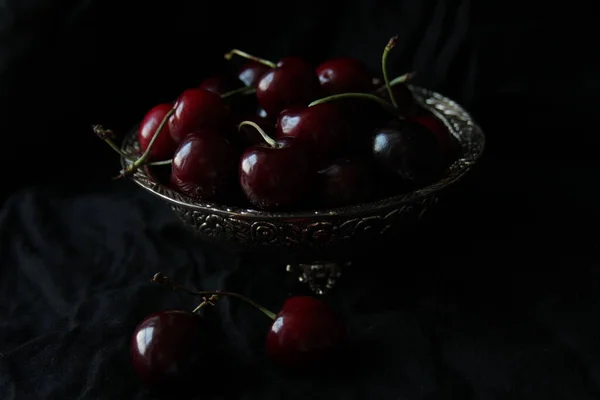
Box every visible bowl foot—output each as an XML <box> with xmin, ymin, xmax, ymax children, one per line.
<box><xmin>286</xmin><ymin>261</ymin><xmax>350</xmax><ymax>295</ymax></box>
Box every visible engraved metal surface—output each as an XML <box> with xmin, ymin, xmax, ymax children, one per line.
<box><xmin>286</xmin><ymin>262</ymin><xmax>349</xmax><ymax>295</ymax></box>
<box><xmin>121</xmin><ymin>86</ymin><xmax>485</xmax><ymax>252</ymax></box>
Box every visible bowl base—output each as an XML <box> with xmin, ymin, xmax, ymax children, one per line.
<box><xmin>286</xmin><ymin>260</ymin><xmax>351</xmax><ymax>295</ymax></box>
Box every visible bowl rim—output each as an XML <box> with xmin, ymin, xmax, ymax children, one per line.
<box><xmin>122</xmin><ymin>86</ymin><xmax>485</xmax><ymax>220</ymax></box>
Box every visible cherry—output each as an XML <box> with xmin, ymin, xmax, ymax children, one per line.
<box><xmin>225</xmin><ymin>49</ymin><xmax>322</xmax><ymax>116</ymax></box>
<box><xmin>170</xmin><ymin>130</ymin><xmax>239</xmax><ymax>201</ymax></box>
<box><xmin>372</xmin><ymin>118</ymin><xmax>443</xmax><ymax>186</ymax></box>
<box><xmin>316</xmin><ymin>57</ymin><xmax>373</xmax><ymax>95</ymax></box>
<box><xmin>363</xmin><ymin>36</ymin><xmax>445</xmax><ymax>188</ymax></box>
<box><xmin>138</xmin><ymin>103</ymin><xmax>178</xmax><ymax>161</ymax></box>
<box><xmin>131</xmin><ymin>310</ymin><xmax>216</xmax><ymax>392</ymax></box>
<box><xmin>409</xmin><ymin>113</ymin><xmax>459</xmax><ymax>163</ymax></box>
<box><xmin>168</xmin><ymin>88</ymin><xmax>231</xmax><ymax>145</ymax></box>
<box><xmin>316</xmin><ymin>158</ymin><xmax>374</xmax><ymax>207</ymax></box>
<box><xmin>151</xmin><ymin>273</ymin><xmax>347</xmax><ymax>370</ymax></box>
<box><xmin>238</xmin><ymin>121</ymin><xmax>314</xmax><ymax>210</ymax></box>
<box><xmin>266</xmin><ymin>296</ymin><xmax>346</xmax><ymax>369</ymax></box>
<box><xmin>304</xmin><ymin>89</ymin><xmax>399</xmax><ymax>155</ymax></box>
<box><xmin>257</xmin><ymin>57</ymin><xmax>323</xmax><ymax>116</ymax></box>
<box><xmin>275</xmin><ymin>103</ymin><xmax>350</xmax><ymax>163</ymax></box>
<box><xmin>238</xmin><ymin>61</ymin><xmax>271</xmax><ymax>87</ymax></box>
<box><xmin>198</xmin><ymin>74</ymin><xmax>244</xmax><ymax>95</ymax></box>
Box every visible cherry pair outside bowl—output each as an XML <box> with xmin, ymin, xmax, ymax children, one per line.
<box><xmin>121</xmin><ymin>86</ymin><xmax>485</xmax><ymax>294</ymax></box>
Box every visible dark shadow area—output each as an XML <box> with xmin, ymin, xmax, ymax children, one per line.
<box><xmin>0</xmin><ymin>1</ymin><xmax>599</xmax><ymax>399</ymax></box>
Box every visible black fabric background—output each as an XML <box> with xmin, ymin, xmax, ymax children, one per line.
<box><xmin>1</xmin><ymin>1</ymin><xmax>599</xmax><ymax>399</ymax></box>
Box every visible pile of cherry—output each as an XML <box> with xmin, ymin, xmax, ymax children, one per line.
<box><xmin>132</xmin><ymin>273</ymin><xmax>346</xmax><ymax>392</ymax></box>
<box><xmin>96</xmin><ymin>36</ymin><xmax>458</xmax><ymax>211</ymax></box>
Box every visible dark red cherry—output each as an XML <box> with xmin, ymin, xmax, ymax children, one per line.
<box><xmin>316</xmin><ymin>57</ymin><xmax>373</xmax><ymax>95</ymax></box>
<box><xmin>266</xmin><ymin>296</ymin><xmax>346</xmax><ymax>368</ymax></box>
<box><xmin>170</xmin><ymin>130</ymin><xmax>238</xmax><ymax>201</ymax></box>
<box><xmin>409</xmin><ymin>114</ymin><xmax>459</xmax><ymax>163</ymax></box>
<box><xmin>138</xmin><ymin>103</ymin><xmax>178</xmax><ymax>161</ymax></box>
<box><xmin>275</xmin><ymin>103</ymin><xmax>350</xmax><ymax>162</ymax></box>
<box><xmin>317</xmin><ymin>158</ymin><xmax>374</xmax><ymax>207</ymax></box>
<box><xmin>198</xmin><ymin>74</ymin><xmax>244</xmax><ymax>95</ymax></box>
<box><xmin>238</xmin><ymin>61</ymin><xmax>271</xmax><ymax>87</ymax></box>
<box><xmin>168</xmin><ymin>88</ymin><xmax>230</xmax><ymax>145</ymax></box>
<box><xmin>372</xmin><ymin>119</ymin><xmax>444</xmax><ymax>186</ymax></box>
<box><xmin>239</xmin><ymin>137</ymin><xmax>313</xmax><ymax>210</ymax></box>
<box><xmin>256</xmin><ymin>57</ymin><xmax>323</xmax><ymax>116</ymax></box>
<box><xmin>130</xmin><ymin>310</ymin><xmax>215</xmax><ymax>391</ymax></box>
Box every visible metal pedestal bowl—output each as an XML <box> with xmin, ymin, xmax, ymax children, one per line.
<box><xmin>121</xmin><ymin>86</ymin><xmax>485</xmax><ymax>294</ymax></box>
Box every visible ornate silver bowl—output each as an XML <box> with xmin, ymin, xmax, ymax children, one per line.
<box><xmin>121</xmin><ymin>86</ymin><xmax>485</xmax><ymax>294</ymax></box>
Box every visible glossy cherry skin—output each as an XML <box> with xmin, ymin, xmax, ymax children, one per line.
<box><xmin>239</xmin><ymin>137</ymin><xmax>313</xmax><ymax>210</ymax></box>
<box><xmin>131</xmin><ymin>310</ymin><xmax>214</xmax><ymax>391</ymax></box>
<box><xmin>409</xmin><ymin>114</ymin><xmax>458</xmax><ymax>163</ymax></box>
<box><xmin>372</xmin><ymin>119</ymin><xmax>443</xmax><ymax>186</ymax></box>
<box><xmin>168</xmin><ymin>88</ymin><xmax>230</xmax><ymax>145</ymax></box>
<box><xmin>316</xmin><ymin>57</ymin><xmax>373</xmax><ymax>95</ymax></box>
<box><xmin>170</xmin><ymin>131</ymin><xmax>239</xmax><ymax>201</ymax></box>
<box><xmin>266</xmin><ymin>296</ymin><xmax>347</xmax><ymax>368</ymax></box>
<box><xmin>198</xmin><ymin>74</ymin><xmax>244</xmax><ymax>95</ymax></box>
<box><xmin>276</xmin><ymin>103</ymin><xmax>350</xmax><ymax>162</ymax></box>
<box><xmin>256</xmin><ymin>57</ymin><xmax>323</xmax><ymax>116</ymax></box>
<box><xmin>238</xmin><ymin>61</ymin><xmax>271</xmax><ymax>87</ymax></box>
<box><xmin>316</xmin><ymin>158</ymin><xmax>374</xmax><ymax>207</ymax></box>
<box><xmin>138</xmin><ymin>103</ymin><xmax>178</xmax><ymax>161</ymax></box>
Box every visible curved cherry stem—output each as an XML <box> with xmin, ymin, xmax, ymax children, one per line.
<box><xmin>309</xmin><ymin>92</ymin><xmax>398</xmax><ymax>117</ymax></box>
<box><xmin>221</xmin><ymin>86</ymin><xmax>256</xmax><ymax>99</ymax></box>
<box><xmin>93</xmin><ymin>125</ymin><xmax>136</xmax><ymax>161</ymax></box>
<box><xmin>152</xmin><ymin>272</ymin><xmax>277</xmax><ymax>320</ymax></box>
<box><xmin>238</xmin><ymin>120</ymin><xmax>277</xmax><ymax>147</ymax></box>
<box><xmin>224</xmin><ymin>49</ymin><xmax>276</xmax><ymax>69</ymax></box>
<box><xmin>382</xmin><ymin>35</ymin><xmax>399</xmax><ymax>108</ymax></box>
<box><xmin>93</xmin><ymin>125</ymin><xmax>173</xmax><ymax>166</ymax></box>
<box><xmin>122</xmin><ymin>108</ymin><xmax>174</xmax><ymax>175</ymax></box>
<box><xmin>389</xmin><ymin>72</ymin><xmax>416</xmax><ymax>87</ymax></box>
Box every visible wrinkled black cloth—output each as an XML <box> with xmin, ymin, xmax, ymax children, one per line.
<box><xmin>1</xmin><ymin>0</ymin><xmax>600</xmax><ymax>398</ymax></box>
<box><xmin>0</xmin><ymin>160</ymin><xmax>599</xmax><ymax>399</ymax></box>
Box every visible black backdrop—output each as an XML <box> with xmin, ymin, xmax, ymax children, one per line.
<box><xmin>1</xmin><ymin>1</ymin><xmax>600</xmax><ymax>399</ymax></box>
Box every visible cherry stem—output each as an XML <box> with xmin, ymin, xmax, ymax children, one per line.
<box><xmin>93</xmin><ymin>125</ymin><xmax>174</xmax><ymax>167</ymax></box>
<box><xmin>93</xmin><ymin>125</ymin><xmax>136</xmax><ymax>161</ymax></box>
<box><xmin>152</xmin><ymin>272</ymin><xmax>277</xmax><ymax>320</ymax></box>
<box><xmin>309</xmin><ymin>92</ymin><xmax>398</xmax><ymax>117</ymax></box>
<box><xmin>389</xmin><ymin>71</ymin><xmax>416</xmax><ymax>87</ymax></box>
<box><xmin>224</xmin><ymin>49</ymin><xmax>276</xmax><ymax>69</ymax></box>
<box><xmin>238</xmin><ymin>120</ymin><xmax>277</xmax><ymax>147</ymax></box>
<box><xmin>192</xmin><ymin>294</ymin><xmax>220</xmax><ymax>313</ymax></box>
<box><xmin>221</xmin><ymin>86</ymin><xmax>256</xmax><ymax>99</ymax></box>
<box><xmin>382</xmin><ymin>35</ymin><xmax>399</xmax><ymax>108</ymax></box>
<box><xmin>147</xmin><ymin>159</ymin><xmax>173</xmax><ymax>166</ymax></box>
<box><xmin>122</xmin><ymin>108</ymin><xmax>175</xmax><ymax>175</ymax></box>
